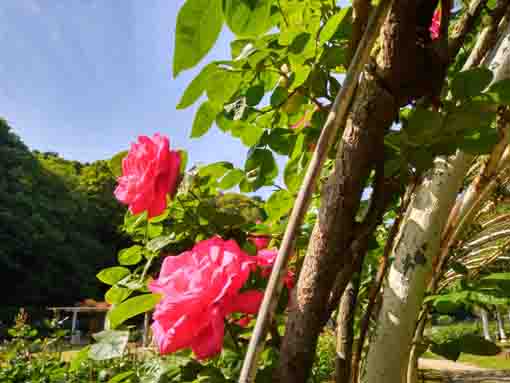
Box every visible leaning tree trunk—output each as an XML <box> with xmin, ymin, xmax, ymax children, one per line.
<box><xmin>481</xmin><ymin>308</ymin><xmax>492</xmax><ymax>341</ymax></box>
<box><xmin>363</xmin><ymin>153</ymin><xmax>471</xmax><ymax>383</ymax></box>
<box><xmin>497</xmin><ymin>309</ymin><xmax>507</xmax><ymax>341</ymax></box>
<box><xmin>278</xmin><ymin>3</ymin><xmax>419</xmax><ymax>381</ymax></box>
<box><xmin>364</xmin><ymin>16</ymin><xmax>510</xmax><ymax>383</ymax></box>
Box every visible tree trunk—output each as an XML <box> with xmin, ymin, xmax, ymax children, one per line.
<box><xmin>335</xmin><ymin>273</ymin><xmax>361</xmax><ymax>383</ymax></box>
<box><xmin>364</xmin><ymin>18</ymin><xmax>510</xmax><ymax>383</ymax></box>
<box><xmin>278</xmin><ymin>3</ymin><xmax>418</xmax><ymax>381</ymax></box>
<box><xmin>364</xmin><ymin>153</ymin><xmax>471</xmax><ymax>383</ymax></box>
<box><xmin>497</xmin><ymin>308</ymin><xmax>507</xmax><ymax>341</ymax></box>
<box><xmin>481</xmin><ymin>308</ymin><xmax>492</xmax><ymax>341</ymax></box>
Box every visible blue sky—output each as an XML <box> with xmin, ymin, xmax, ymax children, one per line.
<box><xmin>0</xmin><ymin>0</ymin><xmax>250</xmax><ymax>168</ymax></box>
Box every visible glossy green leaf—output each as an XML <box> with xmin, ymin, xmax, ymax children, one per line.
<box><xmin>223</xmin><ymin>0</ymin><xmax>272</xmax><ymax>37</ymax></box>
<box><xmin>266</xmin><ymin>189</ymin><xmax>294</xmax><ymax>222</ymax></box>
<box><xmin>105</xmin><ymin>286</ymin><xmax>132</xmax><ymax>305</ymax></box>
<box><xmin>270</xmin><ymin>86</ymin><xmax>288</xmax><ymax>107</ymax></box>
<box><xmin>451</xmin><ymin>67</ymin><xmax>493</xmax><ymax>100</ymax></box>
<box><xmin>118</xmin><ymin>245</ymin><xmax>143</xmax><ymax>265</ymax></box>
<box><xmin>89</xmin><ymin>330</ymin><xmax>129</xmax><ymax>360</ymax></box>
<box><xmin>192</xmin><ymin>101</ymin><xmax>222</xmax><ymax>138</ymax></box>
<box><xmin>243</xmin><ymin>148</ymin><xmax>278</xmax><ymax>190</ymax></box>
<box><xmin>246</xmin><ymin>85</ymin><xmax>265</xmax><ymax>106</ymax></box>
<box><xmin>206</xmin><ymin>69</ymin><xmax>243</xmax><ymax>105</ymax></box>
<box><xmin>218</xmin><ymin>168</ymin><xmax>245</xmax><ymax>189</ymax></box>
<box><xmin>177</xmin><ymin>63</ymin><xmax>217</xmax><ymax>109</ymax></box>
<box><xmin>173</xmin><ymin>0</ymin><xmax>223</xmax><ymax>76</ymax></box>
<box><xmin>319</xmin><ymin>8</ymin><xmax>350</xmax><ymax>45</ymax></box>
<box><xmin>284</xmin><ymin>152</ymin><xmax>310</xmax><ymax>193</ymax></box>
<box><xmin>199</xmin><ymin>161</ymin><xmax>234</xmax><ymax>178</ymax></box>
<box><xmin>97</xmin><ymin>267</ymin><xmax>130</xmax><ymax>286</ymax></box>
<box><xmin>107</xmin><ymin>294</ymin><xmax>161</xmax><ymax>329</ymax></box>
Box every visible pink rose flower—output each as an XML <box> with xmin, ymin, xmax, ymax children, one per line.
<box><xmin>429</xmin><ymin>9</ymin><xmax>441</xmax><ymax>40</ymax></box>
<box><xmin>114</xmin><ymin>133</ymin><xmax>181</xmax><ymax>218</ymax></box>
<box><xmin>148</xmin><ymin>237</ymin><xmax>263</xmax><ymax>360</ymax></box>
<box><xmin>248</xmin><ymin>235</ymin><xmax>271</xmax><ymax>251</ymax></box>
<box><xmin>255</xmin><ymin>249</ymin><xmax>295</xmax><ymax>291</ymax></box>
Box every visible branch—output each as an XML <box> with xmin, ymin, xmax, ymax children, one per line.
<box><xmin>237</xmin><ymin>2</ymin><xmax>394</xmax><ymax>381</ymax></box>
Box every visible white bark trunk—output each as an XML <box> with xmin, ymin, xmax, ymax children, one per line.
<box><xmin>363</xmin><ymin>154</ymin><xmax>471</xmax><ymax>383</ymax></box>
<box><xmin>497</xmin><ymin>309</ymin><xmax>507</xmax><ymax>341</ymax></box>
<box><xmin>364</xmin><ymin>23</ymin><xmax>510</xmax><ymax>383</ymax></box>
<box><xmin>481</xmin><ymin>308</ymin><xmax>492</xmax><ymax>341</ymax></box>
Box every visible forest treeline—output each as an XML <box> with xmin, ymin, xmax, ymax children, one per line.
<box><xmin>0</xmin><ymin>119</ymin><xmax>125</xmax><ymax>317</ymax></box>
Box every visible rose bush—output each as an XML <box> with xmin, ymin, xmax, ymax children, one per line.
<box><xmin>114</xmin><ymin>133</ymin><xmax>181</xmax><ymax>218</ymax></box>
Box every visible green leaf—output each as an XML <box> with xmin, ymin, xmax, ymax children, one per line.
<box><xmin>118</xmin><ymin>245</ymin><xmax>143</xmax><ymax>266</ymax></box>
<box><xmin>178</xmin><ymin>149</ymin><xmax>188</xmax><ymax>173</ymax></box>
<box><xmin>105</xmin><ymin>286</ymin><xmax>132</xmax><ymax>305</ymax></box>
<box><xmin>458</xmin><ymin>128</ymin><xmax>499</xmax><ymax>155</ymax></box>
<box><xmin>177</xmin><ymin>63</ymin><xmax>217</xmax><ymax>109</ymax></box>
<box><xmin>148</xmin><ymin>223</ymin><xmax>164</xmax><ymax>239</ymax></box>
<box><xmin>485</xmin><ymin>78</ymin><xmax>510</xmax><ymax>104</ymax></box>
<box><xmin>97</xmin><ymin>267</ymin><xmax>131</xmax><ymax>286</ymax></box>
<box><xmin>291</xmin><ymin>65</ymin><xmax>312</xmax><ymax>89</ymax></box>
<box><xmin>206</xmin><ymin>69</ymin><xmax>243</xmax><ymax>105</ymax></box>
<box><xmin>70</xmin><ymin>345</ymin><xmax>91</xmax><ymax>372</ymax></box>
<box><xmin>246</xmin><ymin>85</ymin><xmax>265</xmax><ymax>106</ymax></box>
<box><xmin>173</xmin><ymin>0</ymin><xmax>223</xmax><ymax>77</ymax></box>
<box><xmin>223</xmin><ymin>0</ymin><xmax>272</xmax><ymax>38</ymax></box>
<box><xmin>108</xmin><ymin>150</ymin><xmax>128</xmax><ymax>178</ymax></box>
<box><xmin>265</xmin><ymin>189</ymin><xmax>294</xmax><ymax>222</ymax></box>
<box><xmin>146</xmin><ymin>234</ymin><xmax>177</xmax><ymax>252</ymax></box>
<box><xmin>199</xmin><ymin>161</ymin><xmax>234</xmax><ymax>178</ymax></box>
<box><xmin>270</xmin><ymin>86</ymin><xmax>288</xmax><ymax>107</ymax></box>
<box><xmin>284</xmin><ymin>152</ymin><xmax>310</xmax><ymax>193</ymax></box>
<box><xmin>319</xmin><ymin>8</ymin><xmax>350</xmax><ymax>45</ymax></box>
<box><xmin>432</xmin><ymin>291</ymin><xmax>469</xmax><ymax>314</ymax></box>
<box><xmin>451</xmin><ymin>67</ymin><xmax>493</xmax><ymax>100</ymax></box>
<box><xmin>107</xmin><ymin>294</ymin><xmax>161</xmax><ymax>329</ymax></box>
<box><xmin>239</xmin><ymin>123</ymin><xmax>264</xmax><ymax>146</ymax></box>
<box><xmin>192</xmin><ymin>101</ymin><xmax>221</xmax><ymax>138</ymax></box>
<box><xmin>243</xmin><ymin>148</ymin><xmax>278</xmax><ymax>190</ymax></box>
<box><xmin>218</xmin><ymin>168</ymin><xmax>245</xmax><ymax>189</ymax></box>
<box><xmin>404</xmin><ymin>107</ymin><xmax>443</xmax><ymax>143</ymax></box>
<box><xmin>89</xmin><ymin>330</ymin><xmax>129</xmax><ymax>361</ymax></box>
<box><xmin>108</xmin><ymin>371</ymin><xmax>136</xmax><ymax>383</ymax></box>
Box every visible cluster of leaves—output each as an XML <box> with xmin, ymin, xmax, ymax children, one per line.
<box><xmin>388</xmin><ymin>68</ymin><xmax>510</xmax><ymax>179</ymax></box>
<box><xmin>0</xmin><ymin>119</ymin><xmax>125</xmax><ymax>313</ymax></box>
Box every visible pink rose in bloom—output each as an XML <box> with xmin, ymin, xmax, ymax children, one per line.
<box><xmin>429</xmin><ymin>9</ymin><xmax>441</xmax><ymax>40</ymax></box>
<box><xmin>149</xmin><ymin>237</ymin><xmax>264</xmax><ymax>360</ymax></box>
<box><xmin>114</xmin><ymin>133</ymin><xmax>181</xmax><ymax>218</ymax></box>
<box><xmin>248</xmin><ymin>235</ymin><xmax>271</xmax><ymax>251</ymax></box>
